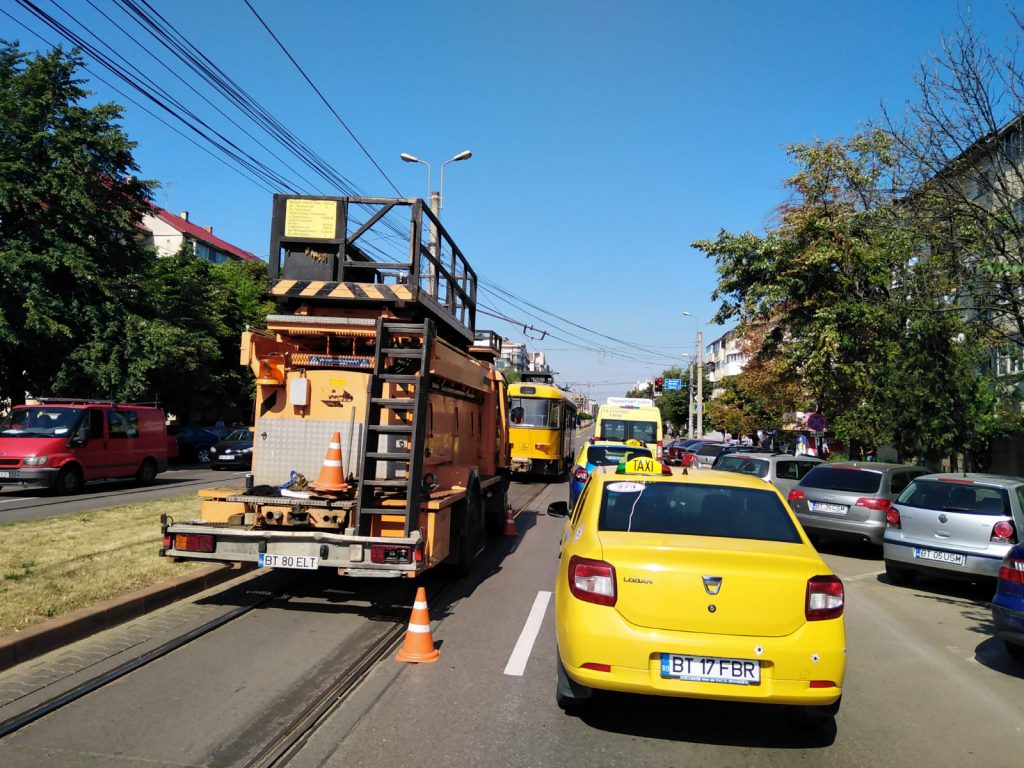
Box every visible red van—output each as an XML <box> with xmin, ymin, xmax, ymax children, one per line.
<box><xmin>0</xmin><ymin>398</ymin><xmax>171</xmax><ymax>494</ymax></box>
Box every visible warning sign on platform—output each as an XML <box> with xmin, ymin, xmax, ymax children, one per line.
<box><xmin>284</xmin><ymin>199</ymin><xmax>337</xmax><ymax>239</ymax></box>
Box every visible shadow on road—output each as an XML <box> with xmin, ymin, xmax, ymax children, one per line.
<box><xmin>810</xmin><ymin>536</ymin><xmax>882</xmax><ymax>561</ymax></box>
<box><xmin>571</xmin><ymin>692</ymin><xmax>837</xmax><ymax>748</ymax></box>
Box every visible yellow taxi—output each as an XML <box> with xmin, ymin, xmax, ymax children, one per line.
<box><xmin>551</xmin><ymin>457</ymin><xmax>846</xmax><ymax>727</ymax></box>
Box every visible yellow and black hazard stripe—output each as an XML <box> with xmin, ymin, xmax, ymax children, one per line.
<box><xmin>269</xmin><ymin>280</ymin><xmax>415</xmax><ymax>302</ymax></box>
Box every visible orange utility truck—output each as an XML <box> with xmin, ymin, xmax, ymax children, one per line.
<box><xmin>161</xmin><ymin>196</ymin><xmax>511</xmax><ymax>577</ymax></box>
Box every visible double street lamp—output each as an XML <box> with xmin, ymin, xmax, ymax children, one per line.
<box><xmin>399</xmin><ymin>150</ymin><xmax>473</xmax><ymax>214</ymax></box>
<box><xmin>682</xmin><ymin>312</ymin><xmax>703</xmax><ymax>439</ymax></box>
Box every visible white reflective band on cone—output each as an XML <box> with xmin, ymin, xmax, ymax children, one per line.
<box><xmin>407</xmin><ymin>623</ymin><xmax>432</xmax><ymax>634</ymax></box>
<box><xmin>413</xmin><ymin>600</ymin><xmax>428</xmax><ymax>609</ymax></box>
<box><xmin>323</xmin><ymin>460</ymin><xmax>342</xmax><ymax>466</ymax></box>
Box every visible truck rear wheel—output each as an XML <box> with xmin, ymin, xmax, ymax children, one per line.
<box><xmin>454</xmin><ymin>475</ymin><xmax>483</xmax><ymax>575</ymax></box>
<box><xmin>485</xmin><ymin>475</ymin><xmax>509</xmax><ymax>537</ymax></box>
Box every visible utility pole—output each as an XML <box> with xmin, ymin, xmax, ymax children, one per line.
<box><xmin>428</xmin><ymin>190</ymin><xmax>440</xmax><ymax>296</ymax></box>
<box><xmin>696</xmin><ymin>330</ymin><xmax>704</xmax><ymax>439</ymax></box>
<box><xmin>687</xmin><ymin>361</ymin><xmax>694</xmax><ymax>439</ymax></box>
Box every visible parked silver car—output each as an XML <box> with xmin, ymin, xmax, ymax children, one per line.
<box><xmin>692</xmin><ymin>442</ymin><xmax>730</xmax><ymax>469</ymax></box>
<box><xmin>788</xmin><ymin>462</ymin><xmax>928</xmax><ymax>546</ymax></box>
<box><xmin>715</xmin><ymin>452</ymin><xmax>823</xmax><ymax>497</ymax></box>
<box><xmin>883</xmin><ymin>473</ymin><xmax>1023</xmax><ymax>585</ymax></box>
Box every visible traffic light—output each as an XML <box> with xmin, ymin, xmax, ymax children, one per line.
<box><xmin>654</xmin><ymin>377</ymin><xmax>664</xmax><ymax>395</ymax></box>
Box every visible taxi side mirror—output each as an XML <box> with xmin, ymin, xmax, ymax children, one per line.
<box><xmin>547</xmin><ymin>501</ymin><xmax>569</xmax><ymax>517</ymax></box>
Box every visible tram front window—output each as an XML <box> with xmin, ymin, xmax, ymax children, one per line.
<box><xmin>510</xmin><ymin>398</ymin><xmax>557</xmax><ymax>428</ymax></box>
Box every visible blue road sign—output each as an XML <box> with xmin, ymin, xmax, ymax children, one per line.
<box><xmin>665</xmin><ymin>378</ymin><xmax>682</xmax><ymax>390</ymax></box>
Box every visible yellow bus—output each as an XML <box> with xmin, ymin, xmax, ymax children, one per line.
<box><xmin>508</xmin><ymin>373</ymin><xmax>577</xmax><ymax>477</ymax></box>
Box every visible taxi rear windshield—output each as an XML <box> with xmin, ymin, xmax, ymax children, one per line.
<box><xmin>897</xmin><ymin>479</ymin><xmax>1011</xmax><ymax>516</ymax></box>
<box><xmin>600</xmin><ymin>419</ymin><xmax>657</xmax><ymax>444</ymax></box>
<box><xmin>585</xmin><ymin>446</ymin><xmax>652</xmax><ymax>467</ymax></box>
<box><xmin>599</xmin><ymin>482</ymin><xmax>802</xmax><ymax>543</ymax></box>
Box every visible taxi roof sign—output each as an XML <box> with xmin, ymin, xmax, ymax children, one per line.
<box><xmin>617</xmin><ymin>456</ymin><xmax>671</xmax><ymax>476</ymax></box>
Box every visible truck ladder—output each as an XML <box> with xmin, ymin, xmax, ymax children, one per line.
<box><xmin>355</xmin><ymin>319</ymin><xmax>434</xmax><ymax>536</ymax></box>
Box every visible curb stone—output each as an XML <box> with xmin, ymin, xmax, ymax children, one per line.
<box><xmin>0</xmin><ymin>562</ymin><xmax>252</xmax><ymax>672</ymax></box>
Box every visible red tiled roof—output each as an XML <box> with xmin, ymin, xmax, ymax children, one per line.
<box><xmin>151</xmin><ymin>207</ymin><xmax>260</xmax><ymax>262</ymax></box>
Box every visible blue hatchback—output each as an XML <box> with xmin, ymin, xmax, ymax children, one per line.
<box><xmin>569</xmin><ymin>441</ymin><xmax>653</xmax><ymax>506</ymax></box>
<box><xmin>992</xmin><ymin>542</ymin><xmax>1024</xmax><ymax>663</ymax></box>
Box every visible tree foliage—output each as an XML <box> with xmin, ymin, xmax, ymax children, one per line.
<box><xmin>0</xmin><ymin>42</ymin><xmax>154</xmax><ymax>404</ymax></box>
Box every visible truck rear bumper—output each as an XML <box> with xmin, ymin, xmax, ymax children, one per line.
<box><xmin>162</xmin><ymin>523</ymin><xmax>425</xmax><ymax>577</ymax></box>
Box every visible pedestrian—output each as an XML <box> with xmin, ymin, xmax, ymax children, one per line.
<box><xmin>215</xmin><ymin>415</ymin><xmax>225</xmax><ymax>429</ymax></box>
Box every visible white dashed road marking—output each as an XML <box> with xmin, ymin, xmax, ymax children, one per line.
<box><xmin>503</xmin><ymin>590</ymin><xmax>552</xmax><ymax>676</ymax></box>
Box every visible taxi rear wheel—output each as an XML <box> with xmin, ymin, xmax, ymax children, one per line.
<box><xmin>787</xmin><ymin>696</ymin><xmax>840</xmax><ymax>730</ymax></box>
<box><xmin>555</xmin><ymin>654</ymin><xmax>592</xmax><ymax>711</ymax></box>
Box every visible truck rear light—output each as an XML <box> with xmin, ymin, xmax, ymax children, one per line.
<box><xmin>886</xmin><ymin>507</ymin><xmax>902</xmax><ymax>528</ymax></box>
<box><xmin>855</xmin><ymin>497</ymin><xmax>891</xmax><ymax>512</ymax></box>
<box><xmin>991</xmin><ymin>521</ymin><xmax>1017</xmax><ymax>544</ymax></box>
<box><xmin>998</xmin><ymin>554</ymin><xmax>1024</xmax><ymax>583</ymax></box>
<box><xmin>572</xmin><ymin>466</ymin><xmax>589</xmax><ymax>483</ymax></box>
<box><xmin>805</xmin><ymin>575</ymin><xmax>844</xmax><ymax>620</ymax></box>
<box><xmin>162</xmin><ymin>535</ymin><xmax>171</xmax><ymax>548</ymax></box>
<box><xmin>788</xmin><ymin>488</ymin><xmax>805</xmax><ymax>502</ymax></box>
<box><xmin>370</xmin><ymin>544</ymin><xmax>412</xmax><ymax>564</ymax></box>
<box><xmin>568</xmin><ymin>555</ymin><xmax>617</xmax><ymax>606</ymax></box>
<box><xmin>174</xmin><ymin>534</ymin><xmax>215</xmax><ymax>553</ymax></box>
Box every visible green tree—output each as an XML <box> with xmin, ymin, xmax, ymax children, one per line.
<box><xmin>693</xmin><ymin>130</ymin><xmax>989</xmax><ymax>460</ymax></box>
<box><xmin>0</xmin><ymin>42</ymin><xmax>154</xmax><ymax>405</ymax></box>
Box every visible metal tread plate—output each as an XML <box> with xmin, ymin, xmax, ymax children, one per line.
<box><xmin>225</xmin><ymin>495</ymin><xmax>357</xmax><ymax>509</ymax></box>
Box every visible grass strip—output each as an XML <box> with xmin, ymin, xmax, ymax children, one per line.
<box><xmin>0</xmin><ymin>495</ymin><xmax>208</xmax><ymax>637</ymax></box>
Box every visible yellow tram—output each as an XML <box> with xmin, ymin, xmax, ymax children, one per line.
<box><xmin>508</xmin><ymin>372</ymin><xmax>577</xmax><ymax>477</ymax></box>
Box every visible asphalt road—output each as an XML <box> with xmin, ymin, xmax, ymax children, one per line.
<box><xmin>0</xmin><ymin>464</ymin><xmax>250</xmax><ymax>524</ymax></box>
<box><xmin>0</xmin><ymin>430</ymin><xmax>1020</xmax><ymax>766</ymax></box>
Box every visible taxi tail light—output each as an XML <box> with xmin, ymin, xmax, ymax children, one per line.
<box><xmin>855</xmin><ymin>497</ymin><xmax>891</xmax><ymax>512</ymax></box>
<box><xmin>998</xmin><ymin>554</ymin><xmax>1024</xmax><ymax>583</ymax></box>
<box><xmin>886</xmin><ymin>507</ymin><xmax>901</xmax><ymax>528</ymax></box>
<box><xmin>788</xmin><ymin>488</ymin><xmax>806</xmax><ymax>502</ymax></box>
<box><xmin>991</xmin><ymin>520</ymin><xmax>1017</xmax><ymax>544</ymax></box>
<box><xmin>805</xmin><ymin>575</ymin><xmax>844</xmax><ymax>620</ymax></box>
<box><xmin>568</xmin><ymin>556</ymin><xmax>617</xmax><ymax>606</ymax></box>
<box><xmin>572</xmin><ymin>466</ymin><xmax>589</xmax><ymax>483</ymax></box>
<box><xmin>174</xmin><ymin>534</ymin><xmax>215</xmax><ymax>553</ymax></box>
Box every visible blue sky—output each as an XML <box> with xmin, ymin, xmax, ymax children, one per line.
<box><xmin>3</xmin><ymin>0</ymin><xmax>1018</xmax><ymax>402</ymax></box>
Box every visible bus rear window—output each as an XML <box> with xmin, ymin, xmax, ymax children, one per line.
<box><xmin>600</xmin><ymin>419</ymin><xmax>656</xmax><ymax>443</ymax></box>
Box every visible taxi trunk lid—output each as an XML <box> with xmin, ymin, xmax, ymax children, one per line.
<box><xmin>601</xmin><ymin>532</ymin><xmax>823</xmax><ymax>637</ymax></box>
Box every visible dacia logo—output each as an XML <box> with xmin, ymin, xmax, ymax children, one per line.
<box><xmin>702</xmin><ymin>576</ymin><xmax>723</xmax><ymax>595</ymax></box>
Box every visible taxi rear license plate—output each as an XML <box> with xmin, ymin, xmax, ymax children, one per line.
<box><xmin>660</xmin><ymin>654</ymin><xmax>760</xmax><ymax>685</ymax></box>
<box><xmin>810</xmin><ymin>501</ymin><xmax>847</xmax><ymax>514</ymax></box>
<box><xmin>258</xmin><ymin>553</ymin><xmax>319</xmax><ymax>570</ymax></box>
<box><xmin>914</xmin><ymin>548</ymin><xmax>965</xmax><ymax>566</ymax></box>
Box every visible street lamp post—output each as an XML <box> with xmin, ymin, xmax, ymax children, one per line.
<box><xmin>401</xmin><ymin>150</ymin><xmax>472</xmax><ymax>294</ymax></box>
<box><xmin>682</xmin><ymin>312</ymin><xmax>703</xmax><ymax>439</ymax></box>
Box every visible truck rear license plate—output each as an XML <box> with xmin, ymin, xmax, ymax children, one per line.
<box><xmin>914</xmin><ymin>548</ymin><xmax>965</xmax><ymax>566</ymax></box>
<box><xmin>660</xmin><ymin>654</ymin><xmax>760</xmax><ymax>685</ymax></box>
<box><xmin>258</xmin><ymin>553</ymin><xmax>319</xmax><ymax>570</ymax></box>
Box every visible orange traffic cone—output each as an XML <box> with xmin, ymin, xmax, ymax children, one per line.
<box><xmin>310</xmin><ymin>431</ymin><xmax>349</xmax><ymax>492</ymax></box>
<box><xmin>503</xmin><ymin>506</ymin><xmax>518</xmax><ymax>537</ymax></box>
<box><xmin>396</xmin><ymin>586</ymin><xmax>440</xmax><ymax>663</ymax></box>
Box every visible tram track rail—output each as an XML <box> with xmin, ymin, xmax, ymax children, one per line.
<box><xmin>0</xmin><ymin>484</ymin><xmax>551</xmax><ymax>758</ymax></box>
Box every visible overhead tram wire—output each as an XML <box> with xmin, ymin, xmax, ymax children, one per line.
<box><xmin>0</xmin><ymin>7</ymin><xmax>277</xmax><ymax>195</ymax></box>
<box><xmin>18</xmin><ymin>0</ymin><xmax>304</xmax><ymax>192</ymax></box>
<box><xmin>80</xmin><ymin>0</ymin><xmax>328</xmax><ymax>196</ymax></box>
<box><xmin>242</xmin><ymin>0</ymin><xmax>402</xmax><ymax>197</ymax></box>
